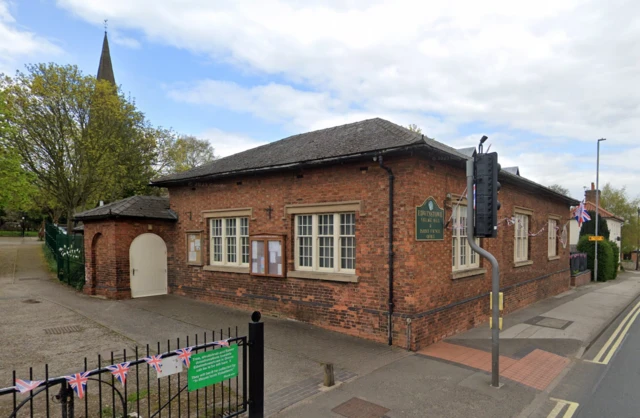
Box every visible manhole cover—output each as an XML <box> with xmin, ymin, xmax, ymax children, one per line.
<box><xmin>44</xmin><ymin>325</ymin><xmax>83</xmax><ymax>335</ymax></box>
<box><xmin>537</xmin><ymin>317</ymin><xmax>572</xmax><ymax>329</ymax></box>
<box><xmin>22</xmin><ymin>299</ymin><xmax>41</xmax><ymax>304</ymax></box>
<box><xmin>332</xmin><ymin>397</ymin><xmax>390</xmax><ymax>418</ymax></box>
<box><xmin>525</xmin><ymin>316</ymin><xmax>573</xmax><ymax>330</ymax></box>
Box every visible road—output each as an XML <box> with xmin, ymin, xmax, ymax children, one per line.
<box><xmin>539</xmin><ymin>285</ymin><xmax>640</xmax><ymax>418</ymax></box>
<box><xmin>576</xmin><ymin>298</ymin><xmax>640</xmax><ymax>418</ymax></box>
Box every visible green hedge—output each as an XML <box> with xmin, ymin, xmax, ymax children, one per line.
<box><xmin>610</xmin><ymin>241</ymin><xmax>620</xmax><ymax>279</ymax></box>
<box><xmin>577</xmin><ymin>235</ymin><xmax>616</xmax><ymax>281</ymax></box>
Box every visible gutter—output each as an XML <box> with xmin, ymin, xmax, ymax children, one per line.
<box><xmin>378</xmin><ymin>154</ymin><xmax>395</xmax><ymax>346</ymax></box>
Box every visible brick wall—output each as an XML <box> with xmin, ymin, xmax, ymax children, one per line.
<box><xmin>83</xmin><ymin>218</ymin><xmax>175</xmax><ymax>299</ymax></box>
<box><xmin>166</xmin><ymin>153</ymin><xmax>572</xmax><ymax>349</ymax></box>
<box><xmin>400</xmin><ymin>158</ymin><xmax>571</xmax><ymax>349</ymax></box>
<box><xmin>168</xmin><ymin>159</ymin><xmax>399</xmax><ymax>344</ymax></box>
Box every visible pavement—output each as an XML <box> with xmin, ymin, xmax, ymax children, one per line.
<box><xmin>2</xmin><ymin>237</ymin><xmax>640</xmax><ymax>417</ymax></box>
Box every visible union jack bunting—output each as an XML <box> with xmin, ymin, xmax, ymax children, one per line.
<box><xmin>14</xmin><ymin>379</ymin><xmax>44</xmax><ymax>394</ymax></box>
<box><xmin>214</xmin><ymin>339</ymin><xmax>230</xmax><ymax>348</ymax></box>
<box><xmin>143</xmin><ymin>355</ymin><xmax>163</xmax><ymax>373</ymax></box>
<box><xmin>106</xmin><ymin>362</ymin><xmax>131</xmax><ymax>386</ymax></box>
<box><xmin>64</xmin><ymin>372</ymin><xmax>90</xmax><ymax>399</ymax></box>
<box><xmin>176</xmin><ymin>347</ymin><xmax>193</xmax><ymax>368</ymax></box>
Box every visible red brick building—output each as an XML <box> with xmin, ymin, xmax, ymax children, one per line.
<box><xmin>76</xmin><ymin>118</ymin><xmax>578</xmax><ymax>350</ymax></box>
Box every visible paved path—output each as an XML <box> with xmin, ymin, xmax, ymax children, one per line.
<box><xmin>0</xmin><ymin>238</ymin><xmax>410</xmax><ymax>416</ymax></box>
<box><xmin>5</xmin><ymin>239</ymin><xmax>640</xmax><ymax>418</ymax></box>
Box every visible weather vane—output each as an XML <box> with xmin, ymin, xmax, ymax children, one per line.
<box><xmin>104</xmin><ymin>19</ymin><xmax>108</xmax><ymax>32</ymax></box>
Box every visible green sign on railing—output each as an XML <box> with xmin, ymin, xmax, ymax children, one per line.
<box><xmin>188</xmin><ymin>346</ymin><xmax>238</xmax><ymax>392</ymax></box>
<box><xmin>416</xmin><ymin>197</ymin><xmax>444</xmax><ymax>241</ymax></box>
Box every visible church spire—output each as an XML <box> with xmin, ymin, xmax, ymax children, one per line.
<box><xmin>97</xmin><ymin>24</ymin><xmax>115</xmax><ymax>85</ymax></box>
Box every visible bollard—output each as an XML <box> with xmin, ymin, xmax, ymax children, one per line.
<box><xmin>323</xmin><ymin>364</ymin><xmax>335</xmax><ymax>387</ymax></box>
<box><xmin>248</xmin><ymin>311</ymin><xmax>264</xmax><ymax>418</ymax></box>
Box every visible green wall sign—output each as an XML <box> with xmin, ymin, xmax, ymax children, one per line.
<box><xmin>416</xmin><ymin>197</ymin><xmax>444</xmax><ymax>241</ymax></box>
<box><xmin>188</xmin><ymin>346</ymin><xmax>238</xmax><ymax>392</ymax></box>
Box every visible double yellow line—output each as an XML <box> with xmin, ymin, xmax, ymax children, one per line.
<box><xmin>587</xmin><ymin>300</ymin><xmax>640</xmax><ymax>365</ymax></box>
<box><xmin>548</xmin><ymin>398</ymin><xmax>579</xmax><ymax>418</ymax></box>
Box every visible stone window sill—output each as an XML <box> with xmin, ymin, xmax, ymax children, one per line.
<box><xmin>287</xmin><ymin>270</ymin><xmax>358</xmax><ymax>283</ymax></box>
<box><xmin>514</xmin><ymin>260</ymin><xmax>534</xmax><ymax>268</ymax></box>
<box><xmin>548</xmin><ymin>256</ymin><xmax>560</xmax><ymax>261</ymax></box>
<box><xmin>452</xmin><ymin>268</ymin><xmax>487</xmax><ymax>280</ymax></box>
<box><xmin>203</xmin><ymin>265</ymin><xmax>249</xmax><ymax>274</ymax></box>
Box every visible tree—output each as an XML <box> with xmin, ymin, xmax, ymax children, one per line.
<box><xmin>548</xmin><ymin>184</ymin><xmax>570</xmax><ymax>196</ymax></box>
<box><xmin>407</xmin><ymin>124</ymin><xmax>422</xmax><ymax>134</ymax></box>
<box><xmin>154</xmin><ymin>128</ymin><xmax>216</xmax><ymax>175</ymax></box>
<box><xmin>599</xmin><ymin>183</ymin><xmax>640</xmax><ymax>254</ymax></box>
<box><xmin>2</xmin><ymin>64</ymin><xmax>156</xmax><ymax>231</ymax></box>
<box><xmin>579</xmin><ymin>210</ymin><xmax>610</xmax><ymax>240</ymax></box>
<box><xmin>0</xmin><ymin>90</ymin><xmax>39</xmax><ymax>211</ymax></box>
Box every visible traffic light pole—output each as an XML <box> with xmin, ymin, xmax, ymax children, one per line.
<box><xmin>466</xmin><ymin>158</ymin><xmax>501</xmax><ymax>388</ymax></box>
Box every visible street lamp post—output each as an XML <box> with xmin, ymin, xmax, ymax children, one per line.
<box><xmin>594</xmin><ymin>138</ymin><xmax>606</xmax><ymax>281</ymax></box>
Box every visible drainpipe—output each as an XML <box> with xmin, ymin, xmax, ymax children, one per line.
<box><xmin>378</xmin><ymin>155</ymin><xmax>395</xmax><ymax>346</ymax></box>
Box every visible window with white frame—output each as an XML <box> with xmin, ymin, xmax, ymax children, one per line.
<box><xmin>548</xmin><ymin>219</ymin><xmax>558</xmax><ymax>257</ymax></box>
<box><xmin>452</xmin><ymin>205</ymin><xmax>479</xmax><ymax>271</ymax></box>
<box><xmin>295</xmin><ymin>213</ymin><xmax>356</xmax><ymax>273</ymax></box>
<box><xmin>210</xmin><ymin>217</ymin><xmax>249</xmax><ymax>266</ymax></box>
<box><xmin>514</xmin><ymin>213</ymin><xmax>530</xmax><ymax>262</ymax></box>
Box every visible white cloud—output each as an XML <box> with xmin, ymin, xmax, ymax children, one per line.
<box><xmin>111</xmin><ymin>31</ymin><xmax>141</xmax><ymax>49</ymax></box>
<box><xmin>57</xmin><ymin>0</ymin><xmax>640</xmax><ymax>196</ymax></box>
<box><xmin>0</xmin><ymin>1</ymin><xmax>62</xmax><ymax>74</ymax></box>
<box><xmin>197</xmin><ymin>128</ymin><xmax>268</xmax><ymax>158</ymax></box>
<box><xmin>168</xmin><ymin>80</ymin><xmax>345</xmax><ymax>130</ymax></box>
<box><xmin>55</xmin><ymin>0</ymin><xmax>640</xmax><ymax>144</ymax></box>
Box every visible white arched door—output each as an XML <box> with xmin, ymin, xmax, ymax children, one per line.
<box><xmin>129</xmin><ymin>233</ymin><xmax>167</xmax><ymax>298</ymax></box>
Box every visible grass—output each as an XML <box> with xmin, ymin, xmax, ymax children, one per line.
<box><xmin>42</xmin><ymin>243</ymin><xmax>57</xmax><ymax>274</ymax></box>
<box><xmin>0</xmin><ymin>230</ymin><xmax>38</xmax><ymax>237</ymax></box>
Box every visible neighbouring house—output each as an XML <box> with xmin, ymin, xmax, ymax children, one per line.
<box><xmin>569</xmin><ymin>183</ymin><xmax>624</xmax><ymax>255</ymax></box>
<box><xmin>76</xmin><ymin>118</ymin><xmax>579</xmax><ymax>350</ymax></box>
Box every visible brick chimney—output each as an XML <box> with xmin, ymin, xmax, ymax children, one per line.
<box><xmin>585</xmin><ymin>182</ymin><xmax>600</xmax><ymax>203</ymax></box>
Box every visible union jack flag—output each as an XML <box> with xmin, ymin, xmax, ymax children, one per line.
<box><xmin>64</xmin><ymin>372</ymin><xmax>90</xmax><ymax>399</ymax></box>
<box><xmin>14</xmin><ymin>379</ymin><xmax>44</xmax><ymax>394</ymax></box>
<box><xmin>214</xmin><ymin>339</ymin><xmax>230</xmax><ymax>348</ymax></box>
<box><xmin>574</xmin><ymin>200</ymin><xmax>591</xmax><ymax>227</ymax></box>
<box><xmin>176</xmin><ymin>347</ymin><xmax>193</xmax><ymax>368</ymax></box>
<box><xmin>143</xmin><ymin>355</ymin><xmax>163</xmax><ymax>374</ymax></box>
<box><xmin>106</xmin><ymin>362</ymin><xmax>130</xmax><ymax>386</ymax></box>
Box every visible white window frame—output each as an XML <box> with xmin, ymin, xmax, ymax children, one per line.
<box><xmin>514</xmin><ymin>213</ymin><xmax>530</xmax><ymax>262</ymax></box>
<box><xmin>452</xmin><ymin>204</ymin><xmax>480</xmax><ymax>271</ymax></box>
<box><xmin>548</xmin><ymin>219</ymin><xmax>558</xmax><ymax>258</ymax></box>
<box><xmin>209</xmin><ymin>217</ymin><xmax>249</xmax><ymax>267</ymax></box>
<box><xmin>294</xmin><ymin>213</ymin><xmax>356</xmax><ymax>274</ymax></box>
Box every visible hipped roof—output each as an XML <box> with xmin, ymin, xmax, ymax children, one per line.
<box><xmin>151</xmin><ymin>118</ymin><xmax>578</xmax><ymax>206</ymax></box>
<box><xmin>74</xmin><ymin>196</ymin><xmax>177</xmax><ymax>222</ymax></box>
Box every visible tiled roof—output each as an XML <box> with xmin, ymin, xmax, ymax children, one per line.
<box><xmin>456</xmin><ymin>147</ymin><xmax>477</xmax><ymax>158</ymax></box>
<box><xmin>584</xmin><ymin>201</ymin><xmax>624</xmax><ymax>222</ymax></box>
<box><xmin>503</xmin><ymin>166</ymin><xmax>520</xmax><ymax>176</ymax></box>
<box><xmin>151</xmin><ymin>117</ymin><xmax>578</xmax><ymax>206</ymax></box>
<box><xmin>74</xmin><ymin>196</ymin><xmax>177</xmax><ymax>221</ymax></box>
<box><xmin>152</xmin><ymin>118</ymin><xmax>469</xmax><ymax>185</ymax></box>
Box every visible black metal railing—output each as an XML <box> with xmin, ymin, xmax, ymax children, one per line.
<box><xmin>45</xmin><ymin>222</ymin><xmax>85</xmax><ymax>290</ymax></box>
<box><xmin>0</xmin><ymin>314</ymin><xmax>265</xmax><ymax>417</ymax></box>
<box><xmin>570</xmin><ymin>252</ymin><xmax>588</xmax><ymax>274</ymax></box>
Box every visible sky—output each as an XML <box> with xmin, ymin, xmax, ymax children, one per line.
<box><xmin>2</xmin><ymin>0</ymin><xmax>639</xmax><ymax>206</ymax></box>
